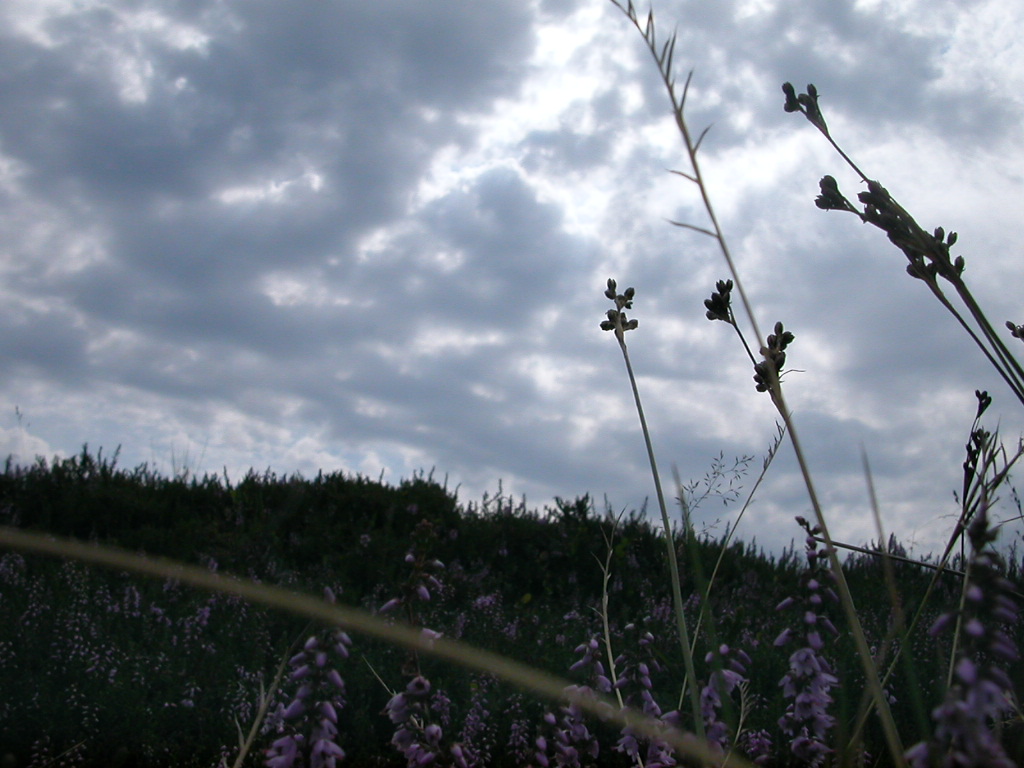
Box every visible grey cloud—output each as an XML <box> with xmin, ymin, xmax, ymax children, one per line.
<box><xmin>0</xmin><ymin>301</ymin><xmax>90</xmax><ymax>385</ymax></box>
<box><xmin>613</xmin><ymin>0</ymin><xmax>1017</xmax><ymax>149</ymax></box>
<box><xmin>520</xmin><ymin>128</ymin><xmax>616</xmax><ymax>176</ymax></box>
<box><xmin>0</xmin><ymin>0</ymin><xmax>544</xmax><ymax>389</ymax></box>
<box><xmin>2</xmin><ymin>0</ymin><xmax>1021</xmax><ymax>553</ymax></box>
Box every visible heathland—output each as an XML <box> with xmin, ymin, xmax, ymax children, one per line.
<box><xmin>1</xmin><ymin>447</ymin><xmax>1010</xmax><ymax>766</ymax></box>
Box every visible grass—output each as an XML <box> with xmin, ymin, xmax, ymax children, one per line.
<box><xmin>2</xmin><ymin>2</ymin><xmax>1023</xmax><ymax>766</ymax></box>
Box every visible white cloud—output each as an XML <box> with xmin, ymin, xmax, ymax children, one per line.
<box><xmin>2</xmin><ymin>0</ymin><xmax>1022</xmax><ymax>555</ymax></box>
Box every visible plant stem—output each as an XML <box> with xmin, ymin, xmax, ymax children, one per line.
<box><xmin>614</xmin><ymin>333</ymin><xmax>706</xmax><ymax>743</ymax></box>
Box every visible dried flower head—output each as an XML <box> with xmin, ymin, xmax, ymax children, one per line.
<box><xmin>814</xmin><ymin>176</ymin><xmax>856</xmax><ymax>213</ymax></box>
<box><xmin>704</xmin><ymin>279</ymin><xmax>734</xmax><ymax>323</ymax></box>
<box><xmin>601</xmin><ymin>279</ymin><xmax>639</xmax><ymax>340</ymax></box>
<box><xmin>781</xmin><ymin>82</ymin><xmax>828</xmax><ymax>135</ymax></box>
<box><xmin>753</xmin><ymin>322</ymin><xmax>794</xmax><ymax>393</ymax></box>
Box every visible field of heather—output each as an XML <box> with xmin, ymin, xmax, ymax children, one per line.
<box><xmin>1</xmin><ymin>447</ymin><xmax>1016</xmax><ymax>766</ymax></box>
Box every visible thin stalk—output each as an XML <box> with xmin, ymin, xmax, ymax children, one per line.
<box><xmin>794</xmin><ymin>87</ymin><xmax>1024</xmax><ymax>408</ymax></box>
<box><xmin>946</xmin><ymin>555</ymin><xmax>977</xmax><ymax>690</ymax></box>
<box><xmin>595</xmin><ymin>520</ymin><xmax>628</xmax><ymax>711</ymax></box>
<box><xmin>768</xmin><ymin>382</ymin><xmax>907</xmax><ymax>763</ymax></box>
<box><xmin>810</xmin><ymin>536</ymin><xmax>966</xmax><ymax>579</ymax></box>
<box><xmin>231</xmin><ymin>625</ymin><xmax>311</xmax><ymax>768</ymax></box>
<box><xmin>614</xmin><ymin>330</ymin><xmax>706</xmax><ymax>743</ymax></box>
<box><xmin>689</xmin><ymin>424</ymin><xmax>785</xmax><ymax>660</ymax></box>
<box><xmin>846</xmin><ymin>453</ymin><xmax>928</xmax><ymax>753</ymax></box>
<box><xmin>594</xmin><ymin>521</ymin><xmax>646</xmax><ymax>768</ymax></box>
<box><xmin>610</xmin><ymin>3</ymin><xmax>906</xmax><ymax>760</ymax></box>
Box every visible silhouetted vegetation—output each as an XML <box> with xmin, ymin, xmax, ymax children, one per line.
<box><xmin>1</xmin><ymin>448</ymin><xmax>1004</xmax><ymax>766</ymax></box>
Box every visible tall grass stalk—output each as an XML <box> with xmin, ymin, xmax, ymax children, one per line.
<box><xmin>230</xmin><ymin>626</ymin><xmax>308</xmax><ymax>768</ymax></box>
<box><xmin>860</xmin><ymin>404</ymin><xmax>1024</xmax><ymax>744</ymax></box>
<box><xmin>943</xmin><ymin>427</ymin><xmax>1023</xmax><ymax>687</ymax></box>
<box><xmin>608</xmin><ymin>1</ymin><xmax>906</xmax><ymax>762</ymax></box>
<box><xmin>844</xmin><ymin>452</ymin><xmax>928</xmax><ymax>754</ymax></box>
<box><xmin>595</xmin><ymin>513</ymin><xmax>629</xmax><ymax>714</ymax></box>
<box><xmin>602</xmin><ymin>281</ymin><xmax>706</xmax><ymax>743</ymax></box>
<box><xmin>686</xmin><ymin>424</ymin><xmax>785</xmax><ymax>661</ymax></box>
<box><xmin>782</xmin><ymin>84</ymin><xmax>1024</xmax><ymax>410</ymax></box>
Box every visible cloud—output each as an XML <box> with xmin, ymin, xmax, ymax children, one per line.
<box><xmin>2</xmin><ymin>0</ymin><xmax>1023</xmax><ymax>556</ymax></box>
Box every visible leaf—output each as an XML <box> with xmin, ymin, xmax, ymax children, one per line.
<box><xmin>680</xmin><ymin>70</ymin><xmax>695</xmax><ymax>110</ymax></box>
<box><xmin>668</xmin><ymin>219</ymin><xmax>717</xmax><ymax>238</ymax></box>
<box><xmin>669</xmin><ymin>168</ymin><xmax>697</xmax><ymax>183</ymax></box>
<box><xmin>661</xmin><ymin>31</ymin><xmax>677</xmax><ymax>74</ymax></box>
<box><xmin>693</xmin><ymin>124</ymin><xmax>713</xmax><ymax>154</ymax></box>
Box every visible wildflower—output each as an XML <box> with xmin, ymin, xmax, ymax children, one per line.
<box><xmin>700</xmin><ymin>644</ymin><xmax>752</xmax><ymax>754</ymax></box>
<box><xmin>610</xmin><ymin>624</ymin><xmax>679</xmax><ymax>767</ymax></box>
<box><xmin>776</xmin><ymin>518</ymin><xmax>839</xmax><ymax>767</ymax></box>
<box><xmin>457</xmin><ymin>675</ymin><xmax>494</xmax><ymax>767</ymax></box>
<box><xmin>738</xmin><ymin>729</ymin><xmax>773</xmax><ymax>766</ymax></box>
<box><xmin>382</xmin><ymin>521</ymin><xmax>471</xmax><ymax>767</ymax></box>
<box><xmin>386</xmin><ymin>519</ymin><xmax>446</xmax><ymax>618</ymax></box>
<box><xmin>508</xmin><ymin>720</ymin><xmax>532</xmax><ymax>762</ymax></box>
<box><xmin>906</xmin><ymin>505</ymin><xmax>1020</xmax><ymax>768</ymax></box>
<box><xmin>387</xmin><ymin>676</ymin><xmax>436</xmax><ymax>765</ymax></box>
<box><xmin>569</xmin><ymin>637</ymin><xmax>611</xmax><ymax>692</ymax></box>
<box><xmin>535</xmin><ymin>637</ymin><xmax>608</xmax><ymax>767</ymax></box>
<box><xmin>265</xmin><ymin>614</ymin><xmax>352</xmax><ymax>768</ymax></box>
<box><xmin>535</xmin><ymin>689</ymin><xmax>601</xmax><ymax>768</ymax></box>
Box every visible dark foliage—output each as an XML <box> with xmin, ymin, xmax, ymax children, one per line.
<box><xmin>0</xmin><ymin>448</ymin><xmax>1020</xmax><ymax>766</ymax></box>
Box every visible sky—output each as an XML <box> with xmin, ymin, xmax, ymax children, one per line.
<box><xmin>2</xmin><ymin>0</ymin><xmax>1024</xmax><ymax>557</ymax></box>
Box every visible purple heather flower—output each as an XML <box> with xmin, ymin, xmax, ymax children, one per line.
<box><xmin>535</xmin><ymin>661</ymin><xmax>603</xmax><ymax>768</ymax></box>
<box><xmin>265</xmin><ymin>624</ymin><xmax>351</xmax><ymax>767</ymax></box>
<box><xmin>606</xmin><ymin>624</ymin><xmax>680</xmax><ymax>766</ymax></box>
<box><xmin>507</xmin><ymin>714</ymin><xmax>533</xmax><ymax>764</ymax></box>
<box><xmin>738</xmin><ymin>729</ymin><xmax>773</xmax><ymax>765</ymax></box>
<box><xmin>568</xmin><ymin>637</ymin><xmax>611</xmax><ymax>692</ymax></box>
<box><xmin>379</xmin><ymin>597</ymin><xmax>403</xmax><ymax>614</ymax></box>
<box><xmin>455</xmin><ymin>675</ymin><xmax>495</xmax><ymax>766</ymax></box>
<box><xmin>775</xmin><ymin>517</ymin><xmax>840</xmax><ymax>767</ymax></box>
<box><xmin>386</xmin><ymin>672</ymin><xmax>470</xmax><ymax>768</ymax></box>
<box><xmin>906</xmin><ymin>505</ymin><xmax>1020</xmax><ymax>768</ymax></box>
<box><xmin>420</xmin><ymin>627</ymin><xmax>442</xmax><ymax>647</ymax></box>
<box><xmin>382</xmin><ymin>518</ymin><xmax>447</xmax><ymax>638</ymax></box>
<box><xmin>700</xmin><ymin>643</ymin><xmax>753</xmax><ymax>756</ymax></box>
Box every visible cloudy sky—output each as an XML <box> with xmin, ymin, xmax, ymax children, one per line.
<box><xmin>2</xmin><ymin>0</ymin><xmax>1023</xmax><ymax>556</ymax></box>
